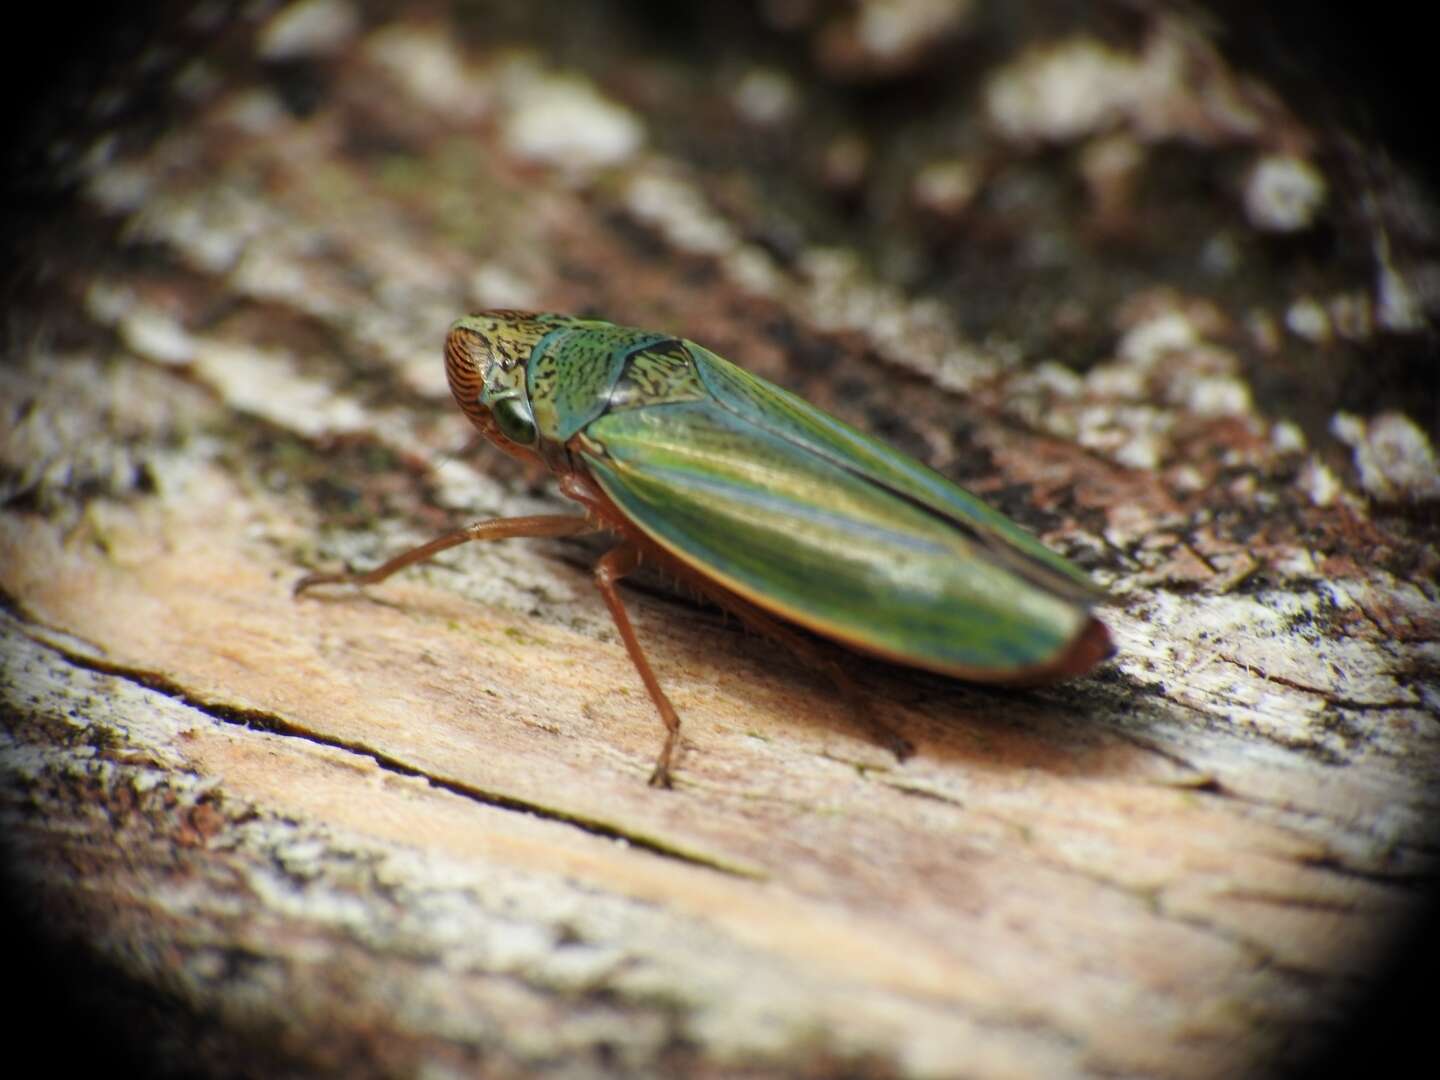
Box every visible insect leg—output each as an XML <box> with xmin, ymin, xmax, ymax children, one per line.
<box><xmin>592</xmin><ymin>543</ymin><xmax>683</xmax><ymax>789</ymax></box>
<box><xmin>294</xmin><ymin>514</ymin><xmax>593</xmax><ymax>595</ymax></box>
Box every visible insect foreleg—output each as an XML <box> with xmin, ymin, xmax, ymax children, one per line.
<box><xmin>294</xmin><ymin>514</ymin><xmax>594</xmax><ymax>595</ymax></box>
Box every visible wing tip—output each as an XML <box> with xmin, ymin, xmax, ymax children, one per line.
<box><xmin>1051</xmin><ymin>616</ymin><xmax>1114</xmax><ymax>679</ymax></box>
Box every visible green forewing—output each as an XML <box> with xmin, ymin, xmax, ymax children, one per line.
<box><xmin>580</xmin><ymin>349</ymin><xmax>1094</xmax><ymax>675</ymax></box>
<box><xmin>687</xmin><ymin>343</ymin><xmax>1102</xmax><ymax>603</ymax></box>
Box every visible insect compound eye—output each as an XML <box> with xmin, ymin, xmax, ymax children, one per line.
<box><xmin>490</xmin><ymin>393</ymin><xmax>537</xmax><ymax>446</ymax></box>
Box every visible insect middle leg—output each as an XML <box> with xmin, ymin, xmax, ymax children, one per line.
<box><xmin>592</xmin><ymin>543</ymin><xmax>683</xmax><ymax>789</ymax></box>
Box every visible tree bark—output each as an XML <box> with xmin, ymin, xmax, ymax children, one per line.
<box><xmin>3</xmin><ymin>3</ymin><xmax>1437</xmax><ymax>1077</ymax></box>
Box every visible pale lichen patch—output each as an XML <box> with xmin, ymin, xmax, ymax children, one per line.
<box><xmin>816</xmin><ymin>0</ymin><xmax>977</xmax><ymax>79</ymax></box>
<box><xmin>362</xmin><ymin>23</ymin><xmax>492</xmax><ymax>121</ymax></box>
<box><xmin>258</xmin><ymin>0</ymin><xmax>359</xmax><ymax>61</ymax></box>
<box><xmin>1243</xmin><ymin>155</ymin><xmax>1326</xmax><ymax>233</ymax></box>
<box><xmin>468</xmin><ymin>263</ymin><xmax>542</xmax><ymax>311</ymax></box>
<box><xmin>1117</xmin><ymin>586</ymin><xmax>1423</xmax><ymax>749</ymax></box>
<box><xmin>986</xmin><ymin>39</ymin><xmax>1137</xmax><ymax>143</ymax></box>
<box><xmin>730</xmin><ymin>67</ymin><xmax>800</xmax><ymax>127</ymax></box>
<box><xmin>122</xmin><ymin>184</ymin><xmax>277</xmax><ymax>275</ymax></box>
<box><xmin>1018</xmin><ymin>295</ymin><xmax>1257</xmax><ymax>470</ymax></box>
<box><xmin>795</xmin><ymin>249</ymin><xmax>999</xmax><ymax>390</ymax></box>
<box><xmin>1284</xmin><ymin>297</ymin><xmax>1331</xmax><ymax>344</ymax></box>
<box><xmin>624</xmin><ymin>172</ymin><xmax>740</xmax><ymax>257</ymax></box>
<box><xmin>118</xmin><ymin>308</ymin><xmax>198</xmax><ymax>366</ymax></box>
<box><xmin>1373</xmin><ymin>231</ymin><xmax>1428</xmax><ymax>333</ymax></box>
<box><xmin>191</xmin><ymin>338</ymin><xmax>370</xmax><ymax>438</ymax></box>
<box><xmin>1331</xmin><ymin>411</ymin><xmax>1440</xmax><ymax>503</ymax></box>
<box><xmin>911</xmin><ymin>158</ymin><xmax>982</xmax><ymax>217</ymax></box>
<box><xmin>985</xmin><ymin>22</ymin><xmax>1276</xmax><ymax>150</ymax></box>
<box><xmin>1270</xmin><ymin>421</ymin><xmax>1306</xmax><ymax>455</ymax></box>
<box><xmin>499</xmin><ymin>57</ymin><xmax>644</xmax><ymax>172</ymax></box>
<box><xmin>214</xmin><ymin>87</ymin><xmax>293</xmax><ymax>137</ymax></box>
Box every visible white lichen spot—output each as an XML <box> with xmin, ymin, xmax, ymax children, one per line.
<box><xmin>502</xmin><ymin>65</ymin><xmax>643</xmax><ymax>171</ymax></box>
<box><xmin>1297</xmin><ymin>456</ymin><xmax>1342</xmax><ymax>507</ymax></box>
<box><xmin>1284</xmin><ymin>296</ymin><xmax>1331</xmax><ymax>344</ymax></box>
<box><xmin>1271</xmin><ymin>547</ymin><xmax>1318</xmax><ymax>577</ymax></box>
<box><xmin>795</xmin><ymin>248</ymin><xmax>999</xmax><ymax>390</ymax></box>
<box><xmin>257</xmin><ymin>0</ymin><xmax>358</xmax><ymax>61</ymax></box>
<box><xmin>430</xmin><ymin>454</ymin><xmax>507</xmax><ymax>515</ymax></box>
<box><xmin>1117</xmin><ymin>310</ymin><xmax>1200</xmax><ymax>367</ymax></box>
<box><xmin>911</xmin><ymin>158</ymin><xmax>980</xmax><ymax>216</ymax></box>
<box><xmin>118</xmin><ymin>309</ymin><xmax>196</xmax><ymax>366</ymax></box>
<box><xmin>1329</xmin><ymin>411</ymin><xmax>1366</xmax><ymax>448</ymax></box>
<box><xmin>125</xmin><ymin>186</ymin><xmax>268</xmax><ymax>274</ymax></box>
<box><xmin>986</xmin><ymin>38</ymin><xmax>1141</xmax><ymax>143</ymax></box>
<box><xmin>624</xmin><ymin>173</ymin><xmax>737</xmax><ymax>256</ymax></box>
<box><xmin>1112</xmin><ymin>430</ymin><xmax>1165</xmax><ymax>470</ymax></box>
<box><xmin>1270</xmin><ymin>420</ymin><xmax>1306</xmax><ymax>454</ymax></box>
<box><xmin>231</xmin><ymin>244</ymin><xmax>324</xmax><ymax>309</ymax></box>
<box><xmin>1167</xmin><ymin>463</ymin><xmax>1206</xmax><ymax>492</ymax></box>
<box><xmin>86</xmin><ymin>161</ymin><xmax>153</xmax><ymax>214</ymax></box>
<box><xmin>855</xmin><ymin>0</ymin><xmax>974</xmax><ymax>61</ymax></box>
<box><xmin>468</xmin><ymin>263</ymin><xmax>540</xmax><ymax>310</ymax></box>
<box><xmin>1228</xmin><ymin>473</ymin><xmax>1258</xmax><ymax>499</ymax></box>
<box><xmin>192</xmin><ymin>338</ymin><xmax>368</xmax><ymax>437</ymax></box>
<box><xmin>731</xmin><ymin>67</ymin><xmax>799</xmax><ymax>126</ymax></box>
<box><xmin>1073</xmin><ymin>402</ymin><xmax>1172</xmax><ymax>469</ymax></box>
<box><xmin>1030</xmin><ymin>361</ymin><xmax>1084</xmax><ymax>399</ymax></box>
<box><xmin>84</xmin><ymin>280</ymin><xmax>136</xmax><ymax>326</ymax></box>
<box><xmin>987</xmin><ymin>24</ymin><xmax>1269</xmax><ymax>149</ymax></box>
<box><xmin>216</xmin><ymin>88</ymin><xmax>291</xmax><ymax>136</ymax></box>
<box><xmin>1085</xmin><ymin>361</ymin><xmax>1146</xmax><ymax>400</ymax></box>
<box><xmin>1243</xmin><ymin>155</ymin><xmax>1326</xmax><ymax>232</ymax></box>
<box><xmin>1104</xmin><ymin>501</ymin><xmax>1161</xmax><ymax>547</ymax></box>
<box><xmin>1374</xmin><ymin>230</ymin><xmax>1427</xmax><ymax>333</ymax></box>
<box><xmin>1172</xmin><ymin>374</ymin><xmax>1252</xmax><ymax>418</ymax></box>
<box><xmin>723</xmin><ymin>244</ymin><xmax>785</xmax><ymax>296</ymax></box>
<box><xmin>1332</xmin><ymin>411</ymin><xmax>1440</xmax><ymax>503</ymax></box>
<box><xmin>365</xmin><ymin>25</ymin><xmax>490</xmax><ymax>121</ymax></box>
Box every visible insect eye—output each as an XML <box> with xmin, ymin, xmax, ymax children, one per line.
<box><xmin>490</xmin><ymin>394</ymin><xmax>536</xmax><ymax>446</ymax></box>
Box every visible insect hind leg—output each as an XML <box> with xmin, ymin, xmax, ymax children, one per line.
<box><xmin>593</xmin><ymin>543</ymin><xmax>684</xmax><ymax>788</ymax></box>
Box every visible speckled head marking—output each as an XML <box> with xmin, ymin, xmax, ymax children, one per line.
<box><xmin>445</xmin><ymin>310</ymin><xmax>686</xmax><ymax>452</ymax></box>
<box><xmin>444</xmin><ymin>311</ymin><xmax>558</xmax><ymax>454</ymax></box>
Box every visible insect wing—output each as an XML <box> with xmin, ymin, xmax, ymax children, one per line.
<box><xmin>580</xmin><ymin>391</ymin><xmax>1092</xmax><ymax>680</ymax></box>
<box><xmin>688</xmin><ymin>344</ymin><xmax>1104</xmax><ymax>605</ymax></box>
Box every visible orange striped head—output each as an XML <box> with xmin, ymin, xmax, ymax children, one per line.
<box><xmin>444</xmin><ymin>311</ymin><xmax>553</xmax><ymax>455</ymax></box>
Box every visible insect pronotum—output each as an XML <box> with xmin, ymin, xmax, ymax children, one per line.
<box><xmin>296</xmin><ymin>312</ymin><xmax>1112</xmax><ymax>786</ymax></box>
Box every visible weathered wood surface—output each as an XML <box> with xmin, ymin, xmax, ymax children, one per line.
<box><xmin>3</xmin><ymin>3</ymin><xmax>1437</xmax><ymax>1077</ymax></box>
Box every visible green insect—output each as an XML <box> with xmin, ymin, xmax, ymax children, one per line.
<box><xmin>296</xmin><ymin>311</ymin><xmax>1111</xmax><ymax>786</ymax></box>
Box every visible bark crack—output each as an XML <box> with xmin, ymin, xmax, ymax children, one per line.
<box><xmin>1216</xmin><ymin>654</ymin><xmax>1416</xmax><ymax>710</ymax></box>
<box><xmin>9</xmin><ymin>607</ymin><xmax>760</xmax><ymax>879</ymax></box>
